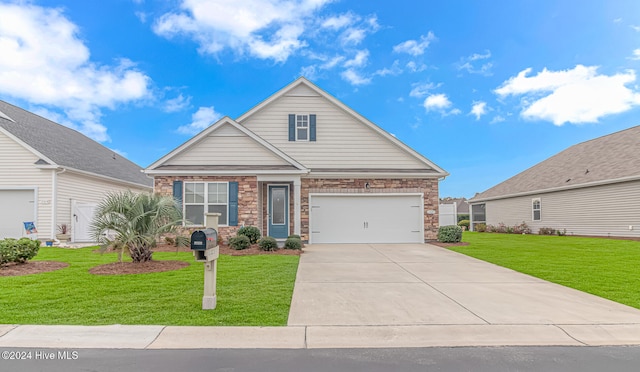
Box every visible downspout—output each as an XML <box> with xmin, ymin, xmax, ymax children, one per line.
<box><xmin>51</xmin><ymin>168</ymin><xmax>66</xmax><ymax>240</ymax></box>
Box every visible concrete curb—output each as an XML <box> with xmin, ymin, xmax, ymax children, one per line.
<box><xmin>3</xmin><ymin>324</ymin><xmax>640</xmax><ymax>349</ymax></box>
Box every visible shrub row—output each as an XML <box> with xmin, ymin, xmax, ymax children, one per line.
<box><xmin>538</xmin><ymin>227</ymin><xmax>567</xmax><ymax>236</ymax></box>
<box><xmin>478</xmin><ymin>222</ymin><xmax>531</xmax><ymax>234</ymax></box>
<box><xmin>0</xmin><ymin>238</ymin><xmax>41</xmax><ymax>265</ymax></box>
<box><xmin>229</xmin><ymin>227</ymin><xmax>304</xmax><ymax>251</ymax></box>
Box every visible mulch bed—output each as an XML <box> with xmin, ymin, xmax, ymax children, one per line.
<box><xmin>429</xmin><ymin>241</ymin><xmax>470</xmax><ymax>248</ymax></box>
<box><xmin>89</xmin><ymin>260</ymin><xmax>189</xmax><ymax>275</ymax></box>
<box><xmin>0</xmin><ymin>261</ymin><xmax>69</xmax><ymax>277</ymax></box>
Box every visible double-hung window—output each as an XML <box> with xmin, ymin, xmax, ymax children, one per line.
<box><xmin>296</xmin><ymin>114</ymin><xmax>309</xmax><ymax>141</ymax></box>
<box><xmin>184</xmin><ymin>182</ymin><xmax>228</xmax><ymax>226</ymax></box>
<box><xmin>532</xmin><ymin>198</ymin><xmax>541</xmax><ymax>221</ymax></box>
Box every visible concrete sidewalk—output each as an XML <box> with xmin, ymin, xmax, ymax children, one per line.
<box><xmin>3</xmin><ymin>323</ymin><xmax>640</xmax><ymax>349</ymax></box>
<box><xmin>3</xmin><ymin>244</ymin><xmax>640</xmax><ymax>349</ymax></box>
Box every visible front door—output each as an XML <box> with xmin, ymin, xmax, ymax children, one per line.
<box><xmin>268</xmin><ymin>185</ymin><xmax>289</xmax><ymax>239</ymax></box>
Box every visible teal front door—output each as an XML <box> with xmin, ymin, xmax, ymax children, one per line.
<box><xmin>268</xmin><ymin>185</ymin><xmax>289</xmax><ymax>239</ymax></box>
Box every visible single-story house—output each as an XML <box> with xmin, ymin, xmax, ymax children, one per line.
<box><xmin>0</xmin><ymin>100</ymin><xmax>153</xmax><ymax>241</ymax></box>
<box><xmin>469</xmin><ymin>126</ymin><xmax>640</xmax><ymax>237</ymax></box>
<box><xmin>146</xmin><ymin>77</ymin><xmax>448</xmax><ymax>243</ymax></box>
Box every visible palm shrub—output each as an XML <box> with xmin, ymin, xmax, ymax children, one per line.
<box><xmin>91</xmin><ymin>191</ymin><xmax>183</xmax><ymax>263</ymax></box>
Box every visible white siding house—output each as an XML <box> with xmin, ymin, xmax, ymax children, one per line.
<box><xmin>0</xmin><ymin>101</ymin><xmax>153</xmax><ymax>241</ymax></box>
<box><xmin>147</xmin><ymin>77</ymin><xmax>448</xmax><ymax>243</ymax></box>
<box><xmin>470</xmin><ymin>126</ymin><xmax>640</xmax><ymax>237</ymax></box>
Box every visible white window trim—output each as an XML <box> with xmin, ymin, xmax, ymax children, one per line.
<box><xmin>183</xmin><ymin>181</ymin><xmax>229</xmax><ymax>227</ymax></box>
<box><xmin>295</xmin><ymin>114</ymin><xmax>309</xmax><ymax>142</ymax></box>
<box><xmin>532</xmin><ymin>198</ymin><xmax>541</xmax><ymax>221</ymax></box>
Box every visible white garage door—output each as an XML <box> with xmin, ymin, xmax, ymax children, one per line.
<box><xmin>309</xmin><ymin>194</ymin><xmax>424</xmax><ymax>244</ymax></box>
<box><xmin>0</xmin><ymin>189</ymin><xmax>36</xmax><ymax>239</ymax></box>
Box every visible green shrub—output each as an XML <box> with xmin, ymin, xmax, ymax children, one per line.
<box><xmin>457</xmin><ymin>214</ymin><xmax>470</xmax><ymax>223</ymax></box>
<box><xmin>475</xmin><ymin>223</ymin><xmax>486</xmax><ymax>232</ymax></box>
<box><xmin>287</xmin><ymin>234</ymin><xmax>301</xmax><ymax>240</ymax></box>
<box><xmin>229</xmin><ymin>235</ymin><xmax>251</xmax><ymax>250</ymax></box>
<box><xmin>258</xmin><ymin>236</ymin><xmax>278</xmax><ymax>251</ymax></box>
<box><xmin>0</xmin><ymin>238</ymin><xmax>40</xmax><ymax>265</ymax></box>
<box><xmin>437</xmin><ymin>225</ymin><xmax>463</xmax><ymax>243</ymax></box>
<box><xmin>237</xmin><ymin>226</ymin><xmax>261</xmax><ymax>244</ymax></box>
<box><xmin>457</xmin><ymin>219</ymin><xmax>470</xmax><ymax>229</ymax></box>
<box><xmin>284</xmin><ymin>237</ymin><xmax>302</xmax><ymax>250</ymax></box>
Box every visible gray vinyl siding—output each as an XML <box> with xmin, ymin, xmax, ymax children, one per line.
<box><xmin>165</xmin><ymin>124</ymin><xmax>290</xmax><ymax>166</ymax></box>
<box><xmin>56</xmin><ymin>171</ymin><xmax>150</xmax><ymax>229</ymax></box>
<box><xmin>0</xmin><ymin>130</ymin><xmax>54</xmax><ymax>238</ymax></box>
<box><xmin>240</xmin><ymin>94</ymin><xmax>429</xmax><ymax>169</ymax></box>
<box><xmin>481</xmin><ymin>179</ymin><xmax>640</xmax><ymax>237</ymax></box>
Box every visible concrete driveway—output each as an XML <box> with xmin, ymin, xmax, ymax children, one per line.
<box><xmin>288</xmin><ymin>244</ymin><xmax>640</xmax><ymax>328</ymax></box>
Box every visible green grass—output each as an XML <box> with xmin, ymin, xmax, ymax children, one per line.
<box><xmin>0</xmin><ymin>247</ymin><xmax>299</xmax><ymax>326</ymax></box>
<box><xmin>450</xmin><ymin>232</ymin><xmax>640</xmax><ymax>309</ymax></box>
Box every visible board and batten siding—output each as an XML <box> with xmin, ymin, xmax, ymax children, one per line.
<box><xmin>483</xmin><ymin>179</ymin><xmax>640</xmax><ymax>237</ymax></box>
<box><xmin>0</xmin><ymin>130</ymin><xmax>54</xmax><ymax>238</ymax></box>
<box><xmin>56</xmin><ymin>170</ymin><xmax>151</xmax><ymax>230</ymax></box>
<box><xmin>240</xmin><ymin>91</ymin><xmax>429</xmax><ymax>170</ymax></box>
<box><xmin>165</xmin><ymin>124</ymin><xmax>290</xmax><ymax>166</ymax></box>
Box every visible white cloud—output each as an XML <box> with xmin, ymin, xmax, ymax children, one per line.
<box><xmin>423</xmin><ymin>94</ymin><xmax>452</xmax><ymax>111</ymax></box>
<box><xmin>632</xmin><ymin>25</ymin><xmax>640</xmax><ymax>32</ymax></box>
<box><xmin>495</xmin><ymin>65</ymin><xmax>640</xmax><ymax>125</ymax></box>
<box><xmin>164</xmin><ymin>94</ymin><xmax>192</xmax><ymax>112</ymax></box>
<box><xmin>321</xmin><ymin>13</ymin><xmax>356</xmax><ymax>30</ymax></box>
<box><xmin>341</xmin><ymin>69</ymin><xmax>371</xmax><ymax>85</ymax></box>
<box><xmin>406</xmin><ymin>61</ymin><xmax>427</xmax><ymax>72</ymax></box>
<box><xmin>0</xmin><ymin>3</ymin><xmax>151</xmax><ymax>142</ymax></box>
<box><xmin>375</xmin><ymin>60</ymin><xmax>402</xmax><ymax>77</ymax></box>
<box><xmin>470</xmin><ymin>101</ymin><xmax>487</xmax><ymax>120</ymax></box>
<box><xmin>613</xmin><ymin>17</ymin><xmax>623</xmax><ymax>23</ymax></box>
<box><xmin>630</xmin><ymin>49</ymin><xmax>640</xmax><ymax>60</ymax></box>
<box><xmin>343</xmin><ymin>50</ymin><xmax>369</xmax><ymax>68</ymax></box>
<box><xmin>177</xmin><ymin>107</ymin><xmax>223</xmax><ymax>135</ymax></box>
<box><xmin>393</xmin><ymin>32</ymin><xmax>436</xmax><ymax>56</ymax></box>
<box><xmin>409</xmin><ymin>82</ymin><xmax>440</xmax><ymax>98</ymax></box>
<box><xmin>153</xmin><ymin>0</ymin><xmax>331</xmax><ymax>62</ymax></box>
<box><xmin>490</xmin><ymin>115</ymin><xmax>505</xmax><ymax>124</ymax></box>
<box><xmin>457</xmin><ymin>50</ymin><xmax>493</xmax><ymax>75</ymax></box>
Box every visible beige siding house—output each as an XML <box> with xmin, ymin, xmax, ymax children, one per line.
<box><xmin>0</xmin><ymin>101</ymin><xmax>153</xmax><ymax>241</ymax></box>
<box><xmin>147</xmin><ymin>77</ymin><xmax>448</xmax><ymax>243</ymax></box>
<box><xmin>469</xmin><ymin>126</ymin><xmax>640</xmax><ymax>237</ymax></box>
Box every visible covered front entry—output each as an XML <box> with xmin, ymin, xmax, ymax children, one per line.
<box><xmin>0</xmin><ymin>189</ymin><xmax>36</xmax><ymax>239</ymax></box>
<box><xmin>309</xmin><ymin>194</ymin><xmax>424</xmax><ymax>244</ymax></box>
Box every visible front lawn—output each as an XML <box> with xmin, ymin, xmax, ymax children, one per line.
<box><xmin>450</xmin><ymin>232</ymin><xmax>640</xmax><ymax>309</ymax></box>
<box><xmin>0</xmin><ymin>247</ymin><xmax>299</xmax><ymax>326</ymax></box>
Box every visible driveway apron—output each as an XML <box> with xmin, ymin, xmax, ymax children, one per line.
<box><xmin>287</xmin><ymin>244</ymin><xmax>640</xmax><ymax>327</ymax></box>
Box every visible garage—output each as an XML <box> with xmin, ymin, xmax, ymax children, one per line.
<box><xmin>0</xmin><ymin>189</ymin><xmax>36</xmax><ymax>239</ymax></box>
<box><xmin>309</xmin><ymin>194</ymin><xmax>424</xmax><ymax>244</ymax></box>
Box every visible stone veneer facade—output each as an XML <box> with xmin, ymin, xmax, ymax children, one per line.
<box><xmin>155</xmin><ymin>176</ymin><xmax>439</xmax><ymax>242</ymax></box>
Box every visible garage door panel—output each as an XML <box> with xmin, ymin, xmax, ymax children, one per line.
<box><xmin>310</xmin><ymin>194</ymin><xmax>423</xmax><ymax>244</ymax></box>
<box><xmin>0</xmin><ymin>190</ymin><xmax>35</xmax><ymax>239</ymax></box>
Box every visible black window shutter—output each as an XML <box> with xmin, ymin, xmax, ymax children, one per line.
<box><xmin>309</xmin><ymin>114</ymin><xmax>316</xmax><ymax>141</ymax></box>
<box><xmin>288</xmin><ymin>114</ymin><xmax>295</xmax><ymax>141</ymax></box>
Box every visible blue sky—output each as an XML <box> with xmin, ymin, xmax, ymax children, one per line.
<box><xmin>1</xmin><ymin>0</ymin><xmax>640</xmax><ymax>198</ymax></box>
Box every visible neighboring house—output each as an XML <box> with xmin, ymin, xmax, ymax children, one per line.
<box><xmin>469</xmin><ymin>126</ymin><xmax>640</xmax><ymax>237</ymax></box>
<box><xmin>146</xmin><ymin>77</ymin><xmax>448</xmax><ymax>243</ymax></box>
<box><xmin>0</xmin><ymin>100</ymin><xmax>153</xmax><ymax>241</ymax></box>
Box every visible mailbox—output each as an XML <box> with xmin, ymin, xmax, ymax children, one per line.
<box><xmin>191</xmin><ymin>228</ymin><xmax>217</xmax><ymax>251</ymax></box>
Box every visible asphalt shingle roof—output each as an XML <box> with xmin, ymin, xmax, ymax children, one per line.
<box><xmin>0</xmin><ymin>100</ymin><xmax>152</xmax><ymax>187</ymax></box>
<box><xmin>472</xmin><ymin>125</ymin><xmax>640</xmax><ymax>201</ymax></box>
